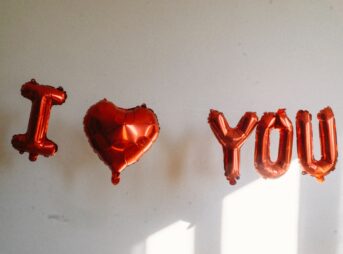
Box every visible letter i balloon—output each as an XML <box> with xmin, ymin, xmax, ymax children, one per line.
<box><xmin>11</xmin><ymin>79</ymin><xmax>67</xmax><ymax>161</ymax></box>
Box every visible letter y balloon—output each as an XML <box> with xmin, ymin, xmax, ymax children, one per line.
<box><xmin>208</xmin><ymin>109</ymin><xmax>258</xmax><ymax>185</ymax></box>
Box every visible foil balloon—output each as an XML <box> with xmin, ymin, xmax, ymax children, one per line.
<box><xmin>254</xmin><ymin>109</ymin><xmax>293</xmax><ymax>179</ymax></box>
<box><xmin>296</xmin><ymin>107</ymin><xmax>338</xmax><ymax>182</ymax></box>
<box><xmin>208</xmin><ymin>109</ymin><xmax>258</xmax><ymax>185</ymax></box>
<box><xmin>11</xmin><ymin>79</ymin><xmax>67</xmax><ymax>161</ymax></box>
<box><xmin>83</xmin><ymin>99</ymin><xmax>159</xmax><ymax>185</ymax></box>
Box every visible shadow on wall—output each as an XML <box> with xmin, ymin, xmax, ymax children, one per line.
<box><xmin>30</xmin><ymin>120</ymin><xmax>259</xmax><ymax>254</ymax></box>
<box><xmin>51</xmin><ymin>121</ymin><xmax>99</xmax><ymax>189</ymax></box>
<box><xmin>0</xmin><ymin>110</ymin><xmax>16</xmax><ymax>171</ymax></box>
<box><xmin>85</xmin><ymin>127</ymin><xmax>259</xmax><ymax>254</ymax></box>
<box><xmin>297</xmin><ymin>133</ymin><xmax>342</xmax><ymax>254</ymax></box>
<box><xmin>4</xmin><ymin>107</ymin><xmax>341</xmax><ymax>254</ymax></box>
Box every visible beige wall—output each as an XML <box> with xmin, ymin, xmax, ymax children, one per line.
<box><xmin>1</xmin><ymin>1</ymin><xmax>343</xmax><ymax>253</ymax></box>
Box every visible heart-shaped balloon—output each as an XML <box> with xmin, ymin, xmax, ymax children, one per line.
<box><xmin>84</xmin><ymin>99</ymin><xmax>159</xmax><ymax>185</ymax></box>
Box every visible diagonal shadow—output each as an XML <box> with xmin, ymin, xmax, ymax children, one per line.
<box><xmin>297</xmin><ymin>133</ymin><xmax>342</xmax><ymax>254</ymax></box>
<box><xmin>76</xmin><ymin>127</ymin><xmax>259</xmax><ymax>254</ymax></box>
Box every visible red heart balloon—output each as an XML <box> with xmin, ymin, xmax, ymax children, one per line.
<box><xmin>84</xmin><ymin>99</ymin><xmax>159</xmax><ymax>185</ymax></box>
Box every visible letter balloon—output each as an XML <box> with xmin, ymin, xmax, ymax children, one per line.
<box><xmin>296</xmin><ymin>107</ymin><xmax>338</xmax><ymax>182</ymax></box>
<box><xmin>11</xmin><ymin>79</ymin><xmax>67</xmax><ymax>161</ymax></box>
<box><xmin>208</xmin><ymin>109</ymin><xmax>258</xmax><ymax>185</ymax></box>
<box><xmin>254</xmin><ymin>109</ymin><xmax>293</xmax><ymax>179</ymax></box>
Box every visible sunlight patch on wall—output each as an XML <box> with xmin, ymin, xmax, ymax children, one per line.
<box><xmin>221</xmin><ymin>160</ymin><xmax>300</xmax><ymax>254</ymax></box>
<box><xmin>146</xmin><ymin>220</ymin><xmax>195</xmax><ymax>254</ymax></box>
<box><xmin>131</xmin><ymin>241</ymin><xmax>145</xmax><ymax>254</ymax></box>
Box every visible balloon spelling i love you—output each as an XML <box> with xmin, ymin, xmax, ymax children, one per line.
<box><xmin>12</xmin><ymin>79</ymin><xmax>67</xmax><ymax>161</ymax></box>
<box><xmin>83</xmin><ymin>99</ymin><xmax>159</xmax><ymax>185</ymax></box>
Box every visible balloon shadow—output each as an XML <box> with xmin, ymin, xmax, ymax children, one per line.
<box><xmin>48</xmin><ymin>117</ymin><xmax>105</xmax><ymax>191</ymax></box>
<box><xmin>82</xmin><ymin>127</ymin><xmax>260</xmax><ymax>254</ymax></box>
<box><xmin>297</xmin><ymin>146</ymin><xmax>342</xmax><ymax>253</ymax></box>
<box><xmin>0</xmin><ymin>109</ymin><xmax>17</xmax><ymax>171</ymax></box>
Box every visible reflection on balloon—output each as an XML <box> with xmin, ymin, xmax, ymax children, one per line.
<box><xmin>84</xmin><ymin>99</ymin><xmax>160</xmax><ymax>185</ymax></box>
<box><xmin>208</xmin><ymin>109</ymin><xmax>258</xmax><ymax>185</ymax></box>
<box><xmin>254</xmin><ymin>109</ymin><xmax>293</xmax><ymax>179</ymax></box>
<box><xmin>11</xmin><ymin>79</ymin><xmax>67</xmax><ymax>161</ymax></box>
<box><xmin>296</xmin><ymin>107</ymin><xmax>338</xmax><ymax>183</ymax></box>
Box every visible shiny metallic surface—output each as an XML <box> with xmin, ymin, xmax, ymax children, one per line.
<box><xmin>296</xmin><ymin>107</ymin><xmax>338</xmax><ymax>182</ymax></box>
<box><xmin>254</xmin><ymin>109</ymin><xmax>293</xmax><ymax>179</ymax></box>
<box><xmin>208</xmin><ymin>109</ymin><xmax>258</xmax><ymax>185</ymax></box>
<box><xmin>84</xmin><ymin>99</ymin><xmax>159</xmax><ymax>185</ymax></box>
<box><xmin>11</xmin><ymin>79</ymin><xmax>67</xmax><ymax>161</ymax></box>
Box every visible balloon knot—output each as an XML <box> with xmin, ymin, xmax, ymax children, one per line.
<box><xmin>111</xmin><ymin>173</ymin><xmax>121</xmax><ymax>185</ymax></box>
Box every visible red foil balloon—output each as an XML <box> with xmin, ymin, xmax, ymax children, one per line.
<box><xmin>83</xmin><ymin>99</ymin><xmax>159</xmax><ymax>185</ymax></box>
<box><xmin>254</xmin><ymin>109</ymin><xmax>293</xmax><ymax>179</ymax></box>
<box><xmin>208</xmin><ymin>110</ymin><xmax>258</xmax><ymax>185</ymax></box>
<box><xmin>296</xmin><ymin>107</ymin><xmax>338</xmax><ymax>182</ymax></box>
<box><xmin>11</xmin><ymin>79</ymin><xmax>67</xmax><ymax>161</ymax></box>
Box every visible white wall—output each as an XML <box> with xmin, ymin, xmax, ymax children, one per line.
<box><xmin>1</xmin><ymin>1</ymin><xmax>343</xmax><ymax>253</ymax></box>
